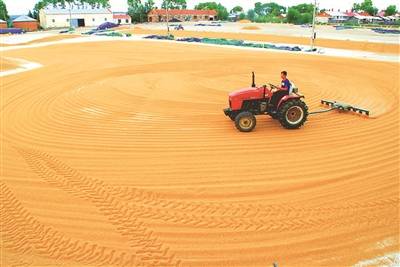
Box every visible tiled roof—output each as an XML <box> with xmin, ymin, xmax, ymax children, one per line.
<box><xmin>377</xmin><ymin>11</ymin><xmax>385</xmax><ymax>17</ymax></box>
<box><xmin>358</xmin><ymin>11</ymin><xmax>371</xmax><ymax>16</ymax></box>
<box><xmin>317</xmin><ymin>12</ymin><xmax>331</xmax><ymax>17</ymax></box>
<box><xmin>148</xmin><ymin>9</ymin><xmax>217</xmax><ymax>16</ymax></box>
<box><xmin>113</xmin><ymin>14</ymin><xmax>131</xmax><ymax>19</ymax></box>
<box><xmin>326</xmin><ymin>11</ymin><xmax>348</xmax><ymax>17</ymax></box>
<box><xmin>345</xmin><ymin>11</ymin><xmax>356</xmax><ymax>17</ymax></box>
<box><xmin>13</xmin><ymin>15</ymin><xmax>37</xmax><ymax>22</ymax></box>
<box><xmin>42</xmin><ymin>8</ymin><xmax>112</xmax><ymax>15</ymax></box>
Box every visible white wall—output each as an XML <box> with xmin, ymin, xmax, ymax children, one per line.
<box><xmin>40</xmin><ymin>10</ymin><xmax>113</xmax><ymax>28</ymax></box>
<box><xmin>113</xmin><ymin>18</ymin><xmax>131</xmax><ymax>25</ymax></box>
<box><xmin>316</xmin><ymin>17</ymin><xmax>329</xmax><ymax>23</ymax></box>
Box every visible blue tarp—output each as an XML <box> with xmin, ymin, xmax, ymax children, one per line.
<box><xmin>372</xmin><ymin>28</ymin><xmax>400</xmax><ymax>34</ymax></box>
<box><xmin>96</xmin><ymin>22</ymin><xmax>118</xmax><ymax>31</ymax></box>
<box><xmin>144</xmin><ymin>35</ymin><xmax>174</xmax><ymax>40</ymax></box>
<box><xmin>147</xmin><ymin>35</ymin><xmax>306</xmax><ymax>52</ymax></box>
<box><xmin>0</xmin><ymin>28</ymin><xmax>24</xmax><ymax>34</ymax></box>
<box><xmin>334</xmin><ymin>26</ymin><xmax>354</xmax><ymax>30</ymax></box>
<box><xmin>194</xmin><ymin>23</ymin><xmax>222</xmax><ymax>27</ymax></box>
<box><xmin>177</xmin><ymin>37</ymin><xmax>202</xmax><ymax>42</ymax></box>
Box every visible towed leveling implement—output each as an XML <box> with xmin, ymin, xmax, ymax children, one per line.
<box><xmin>319</xmin><ymin>100</ymin><xmax>370</xmax><ymax>116</ymax></box>
<box><xmin>224</xmin><ymin>72</ymin><xmax>370</xmax><ymax>132</ymax></box>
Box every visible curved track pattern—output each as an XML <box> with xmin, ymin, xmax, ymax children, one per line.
<box><xmin>1</xmin><ymin>41</ymin><xmax>399</xmax><ymax>266</ymax></box>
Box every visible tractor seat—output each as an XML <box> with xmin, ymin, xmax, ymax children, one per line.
<box><xmin>289</xmin><ymin>84</ymin><xmax>303</xmax><ymax>97</ymax></box>
<box><xmin>289</xmin><ymin>84</ymin><xmax>298</xmax><ymax>95</ymax></box>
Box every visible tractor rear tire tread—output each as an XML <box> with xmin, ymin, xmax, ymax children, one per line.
<box><xmin>278</xmin><ymin>99</ymin><xmax>308</xmax><ymax>129</ymax></box>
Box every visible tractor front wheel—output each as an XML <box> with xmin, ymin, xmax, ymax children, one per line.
<box><xmin>278</xmin><ymin>99</ymin><xmax>308</xmax><ymax>129</ymax></box>
<box><xmin>235</xmin><ymin>111</ymin><xmax>256</xmax><ymax>132</ymax></box>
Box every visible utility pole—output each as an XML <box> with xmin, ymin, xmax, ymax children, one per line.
<box><xmin>311</xmin><ymin>0</ymin><xmax>317</xmax><ymax>51</ymax></box>
<box><xmin>166</xmin><ymin>0</ymin><xmax>170</xmax><ymax>35</ymax></box>
<box><xmin>69</xmin><ymin>4</ymin><xmax>72</xmax><ymax>30</ymax></box>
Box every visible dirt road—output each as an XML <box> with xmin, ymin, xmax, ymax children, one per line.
<box><xmin>1</xmin><ymin>41</ymin><xmax>399</xmax><ymax>266</ymax></box>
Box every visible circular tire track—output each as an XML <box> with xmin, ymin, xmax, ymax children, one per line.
<box><xmin>1</xmin><ymin>41</ymin><xmax>399</xmax><ymax>266</ymax></box>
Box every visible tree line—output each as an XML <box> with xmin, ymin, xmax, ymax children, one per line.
<box><xmin>127</xmin><ymin>0</ymin><xmax>398</xmax><ymax>24</ymax></box>
<box><xmin>0</xmin><ymin>0</ymin><xmax>397</xmax><ymax>25</ymax></box>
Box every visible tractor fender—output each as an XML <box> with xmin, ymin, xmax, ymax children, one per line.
<box><xmin>277</xmin><ymin>95</ymin><xmax>304</xmax><ymax>110</ymax></box>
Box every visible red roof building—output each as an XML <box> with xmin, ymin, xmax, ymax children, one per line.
<box><xmin>148</xmin><ymin>9</ymin><xmax>217</xmax><ymax>22</ymax></box>
<box><xmin>377</xmin><ymin>11</ymin><xmax>385</xmax><ymax>17</ymax></box>
<box><xmin>113</xmin><ymin>13</ymin><xmax>131</xmax><ymax>25</ymax></box>
<box><xmin>0</xmin><ymin>19</ymin><xmax>7</xmax><ymax>29</ymax></box>
<box><xmin>345</xmin><ymin>11</ymin><xmax>357</xmax><ymax>17</ymax></box>
<box><xmin>358</xmin><ymin>11</ymin><xmax>371</xmax><ymax>16</ymax></box>
<box><xmin>12</xmin><ymin>15</ymin><xmax>38</xmax><ymax>31</ymax></box>
<box><xmin>315</xmin><ymin>12</ymin><xmax>331</xmax><ymax>23</ymax></box>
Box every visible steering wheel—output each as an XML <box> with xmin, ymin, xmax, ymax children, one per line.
<box><xmin>268</xmin><ymin>83</ymin><xmax>279</xmax><ymax>90</ymax></box>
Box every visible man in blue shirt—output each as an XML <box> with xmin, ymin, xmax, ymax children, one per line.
<box><xmin>270</xmin><ymin>71</ymin><xmax>292</xmax><ymax>107</ymax></box>
<box><xmin>280</xmin><ymin>71</ymin><xmax>292</xmax><ymax>92</ymax></box>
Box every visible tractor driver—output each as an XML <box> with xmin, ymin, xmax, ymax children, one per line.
<box><xmin>270</xmin><ymin>71</ymin><xmax>292</xmax><ymax>107</ymax></box>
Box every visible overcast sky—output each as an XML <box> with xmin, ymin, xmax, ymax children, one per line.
<box><xmin>4</xmin><ymin>0</ymin><xmax>399</xmax><ymax>15</ymax></box>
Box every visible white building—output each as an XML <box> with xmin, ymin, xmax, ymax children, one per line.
<box><xmin>113</xmin><ymin>13</ymin><xmax>131</xmax><ymax>25</ymax></box>
<box><xmin>326</xmin><ymin>11</ymin><xmax>349</xmax><ymax>23</ymax></box>
<box><xmin>39</xmin><ymin>7</ymin><xmax>113</xmax><ymax>29</ymax></box>
<box><xmin>352</xmin><ymin>12</ymin><xmax>383</xmax><ymax>24</ymax></box>
<box><xmin>315</xmin><ymin>12</ymin><xmax>330</xmax><ymax>24</ymax></box>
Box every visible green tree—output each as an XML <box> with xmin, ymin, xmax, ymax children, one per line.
<box><xmin>352</xmin><ymin>0</ymin><xmax>378</xmax><ymax>15</ymax></box>
<box><xmin>254</xmin><ymin>2</ymin><xmax>285</xmax><ymax>17</ymax></box>
<box><xmin>33</xmin><ymin>0</ymin><xmax>49</xmax><ymax>20</ymax></box>
<box><xmin>128</xmin><ymin>0</ymin><xmax>154</xmax><ymax>23</ymax></box>
<box><xmin>286</xmin><ymin>3</ymin><xmax>314</xmax><ymax>24</ymax></box>
<box><xmin>195</xmin><ymin>2</ymin><xmax>229</xmax><ymax>20</ymax></box>
<box><xmin>128</xmin><ymin>0</ymin><xmax>143</xmax><ymax>23</ymax></box>
<box><xmin>230</xmin><ymin>6</ymin><xmax>243</xmax><ymax>14</ymax></box>
<box><xmin>28</xmin><ymin>10</ymin><xmax>34</xmax><ymax>18</ymax></box>
<box><xmin>246</xmin><ymin>9</ymin><xmax>256</xmax><ymax>22</ymax></box>
<box><xmin>384</xmin><ymin>5</ymin><xmax>397</xmax><ymax>16</ymax></box>
<box><xmin>143</xmin><ymin>0</ymin><xmax>155</xmax><ymax>13</ymax></box>
<box><xmin>0</xmin><ymin>0</ymin><xmax>9</xmax><ymax>21</ymax></box>
<box><xmin>161</xmin><ymin>0</ymin><xmax>187</xmax><ymax>10</ymax></box>
<box><xmin>264</xmin><ymin>3</ymin><xmax>286</xmax><ymax>16</ymax></box>
<box><xmin>291</xmin><ymin>3</ymin><xmax>314</xmax><ymax>14</ymax></box>
<box><xmin>287</xmin><ymin>8</ymin><xmax>300</xmax><ymax>24</ymax></box>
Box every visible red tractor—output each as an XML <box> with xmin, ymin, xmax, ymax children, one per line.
<box><xmin>224</xmin><ymin>73</ymin><xmax>309</xmax><ymax>132</ymax></box>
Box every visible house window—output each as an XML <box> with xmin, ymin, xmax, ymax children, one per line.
<box><xmin>92</xmin><ymin>18</ymin><xmax>95</xmax><ymax>22</ymax></box>
<box><xmin>125</xmin><ymin>19</ymin><xmax>129</xmax><ymax>23</ymax></box>
<box><xmin>104</xmin><ymin>18</ymin><xmax>107</xmax><ymax>21</ymax></box>
<box><xmin>66</xmin><ymin>19</ymin><xmax>69</xmax><ymax>22</ymax></box>
<box><xmin>118</xmin><ymin>19</ymin><xmax>121</xmax><ymax>24</ymax></box>
<box><xmin>193</xmin><ymin>15</ymin><xmax>197</xmax><ymax>20</ymax></box>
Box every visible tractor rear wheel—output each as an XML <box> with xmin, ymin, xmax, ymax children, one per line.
<box><xmin>235</xmin><ymin>111</ymin><xmax>256</xmax><ymax>132</ymax></box>
<box><xmin>278</xmin><ymin>99</ymin><xmax>308</xmax><ymax>129</ymax></box>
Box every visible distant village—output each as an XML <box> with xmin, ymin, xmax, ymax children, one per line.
<box><xmin>315</xmin><ymin>10</ymin><xmax>399</xmax><ymax>25</ymax></box>
<box><xmin>0</xmin><ymin>0</ymin><xmax>399</xmax><ymax>33</ymax></box>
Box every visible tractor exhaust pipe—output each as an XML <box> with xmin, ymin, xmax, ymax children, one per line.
<box><xmin>251</xmin><ymin>72</ymin><xmax>256</xmax><ymax>87</ymax></box>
